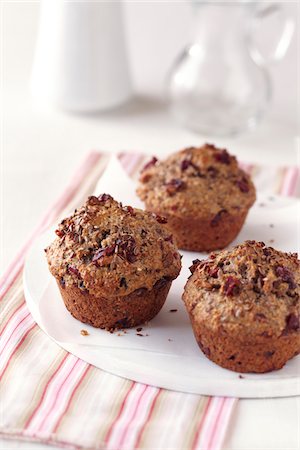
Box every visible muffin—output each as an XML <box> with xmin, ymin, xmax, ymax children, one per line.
<box><xmin>182</xmin><ymin>241</ymin><xmax>300</xmax><ymax>373</ymax></box>
<box><xmin>136</xmin><ymin>144</ymin><xmax>256</xmax><ymax>252</ymax></box>
<box><xmin>45</xmin><ymin>194</ymin><xmax>181</xmax><ymax>329</ymax></box>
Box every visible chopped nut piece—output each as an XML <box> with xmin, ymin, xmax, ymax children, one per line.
<box><xmin>165</xmin><ymin>178</ymin><xmax>186</xmax><ymax>196</ymax></box>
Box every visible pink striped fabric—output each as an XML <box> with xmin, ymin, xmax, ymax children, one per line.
<box><xmin>280</xmin><ymin>166</ymin><xmax>299</xmax><ymax>196</ymax></box>
<box><xmin>1</xmin><ymin>152</ymin><xmax>299</xmax><ymax>450</ymax></box>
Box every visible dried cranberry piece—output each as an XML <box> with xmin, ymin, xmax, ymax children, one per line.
<box><xmin>224</xmin><ymin>276</ymin><xmax>240</xmax><ymax>296</ymax></box>
<box><xmin>98</xmin><ymin>193</ymin><xmax>112</xmax><ymax>202</ymax></box>
<box><xmin>210</xmin><ymin>209</ymin><xmax>227</xmax><ymax>227</ymax></box>
<box><xmin>88</xmin><ymin>195</ymin><xmax>100</xmax><ymax>205</ymax></box>
<box><xmin>207</xmin><ymin>166</ymin><xmax>218</xmax><ymax>178</ymax></box>
<box><xmin>164</xmin><ymin>235</ymin><xmax>173</xmax><ymax>243</ymax></box>
<box><xmin>189</xmin><ymin>259</ymin><xmax>201</xmax><ymax>274</ymax></box>
<box><xmin>141</xmin><ymin>156</ymin><xmax>158</xmax><ymax>172</ymax></box>
<box><xmin>114</xmin><ymin>318</ymin><xmax>130</xmax><ymax>328</ymax></box>
<box><xmin>264</xmin><ymin>351</ymin><xmax>275</xmax><ymax>358</ymax></box>
<box><xmin>92</xmin><ymin>244</ymin><xmax>116</xmax><ymax>262</ymax></box>
<box><xmin>152</xmin><ymin>213</ymin><xmax>168</xmax><ymax>224</ymax></box>
<box><xmin>275</xmin><ymin>266</ymin><xmax>297</xmax><ymax>290</ymax></box>
<box><xmin>123</xmin><ymin>205</ymin><xmax>135</xmax><ymax>216</ymax></box>
<box><xmin>165</xmin><ymin>178</ymin><xmax>186</xmax><ymax>196</ymax></box>
<box><xmin>154</xmin><ymin>277</ymin><xmax>169</xmax><ymax>290</ymax></box>
<box><xmin>237</xmin><ymin>177</ymin><xmax>249</xmax><ymax>193</ymax></box>
<box><xmin>116</xmin><ymin>236</ymin><xmax>138</xmax><ymax>263</ymax></box>
<box><xmin>209</xmin><ymin>267</ymin><xmax>219</xmax><ymax>278</ymax></box>
<box><xmin>263</xmin><ymin>248</ymin><xmax>271</xmax><ymax>257</ymax></box>
<box><xmin>255</xmin><ymin>313</ymin><xmax>267</xmax><ymax>321</ymax></box>
<box><xmin>55</xmin><ymin>229</ymin><xmax>65</xmax><ymax>238</ymax></box>
<box><xmin>201</xmin><ymin>345</ymin><xmax>211</xmax><ymax>357</ymax></box>
<box><xmin>180</xmin><ymin>159</ymin><xmax>203</xmax><ymax>176</ymax></box>
<box><xmin>214</xmin><ymin>149</ymin><xmax>231</xmax><ymax>164</ymax></box>
<box><xmin>286</xmin><ymin>314</ymin><xmax>299</xmax><ymax>331</ymax></box>
<box><xmin>181</xmin><ymin>159</ymin><xmax>191</xmax><ymax>171</ymax></box>
<box><xmin>68</xmin><ymin>266</ymin><xmax>81</xmax><ymax>278</ymax></box>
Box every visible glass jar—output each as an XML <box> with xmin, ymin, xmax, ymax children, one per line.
<box><xmin>167</xmin><ymin>1</ymin><xmax>294</xmax><ymax>136</ymax></box>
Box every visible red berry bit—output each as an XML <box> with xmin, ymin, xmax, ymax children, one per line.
<box><xmin>237</xmin><ymin>177</ymin><xmax>249</xmax><ymax>193</ymax></box>
<box><xmin>141</xmin><ymin>156</ymin><xmax>158</xmax><ymax>172</ymax></box>
<box><xmin>165</xmin><ymin>178</ymin><xmax>186</xmax><ymax>196</ymax></box>
<box><xmin>286</xmin><ymin>314</ymin><xmax>299</xmax><ymax>331</ymax></box>
<box><xmin>152</xmin><ymin>213</ymin><xmax>168</xmax><ymax>224</ymax></box>
<box><xmin>214</xmin><ymin>149</ymin><xmax>231</xmax><ymax>164</ymax></box>
<box><xmin>209</xmin><ymin>266</ymin><xmax>219</xmax><ymax>279</ymax></box>
<box><xmin>88</xmin><ymin>195</ymin><xmax>101</xmax><ymax>205</ymax></box>
<box><xmin>210</xmin><ymin>209</ymin><xmax>227</xmax><ymax>227</ymax></box>
<box><xmin>116</xmin><ymin>236</ymin><xmax>138</xmax><ymax>263</ymax></box>
<box><xmin>92</xmin><ymin>244</ymin><xmax>116</xmax><ymax>262</ymax></box>
<box><xmin>123</xmin><ymin>205</ymin><xmax>135</xmax><ymax>216</ymax></box>
<box><xmin>255</xmin><ymin>313</ymin><xmax>267</xmax><ymax>321</ymax></box>
<box><xmin>207</xmin><ymin>166</ymin><xmax>218</xmax><ymax>178</ymax></box>
<box><xmin>98</xmin><ymin>193</ymin><xmax>113</xmax><ymax>202</ymax></box>
<box><xmin>275</xmin><ymin>266</ymin><xmax>297</xmax><ymax>290</ymax></box>
<box><xmin>180</xmin><ymin>159</ymin><xmax>203</xmax><ymax>176</ymax></box>
<box><xmin>181</xmin><ymin>159</ymin><xmax>191</xmax><ymax>171</ymax></box>
<box><xmin>224</xmin><ymin>276</ymin><xmax>240</xmax><ymax>296</ymax></box>
<box><xmin>55</xmin><ymin>229</ymin><xmax>65</xmax><ymax>238</ymax></box>
<box><xmin>68</xmin><ymin>266</ymin><xmax>81</xmax><ymax>278</ymax></box>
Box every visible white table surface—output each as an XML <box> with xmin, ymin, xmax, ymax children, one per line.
<box><xmin>1</xmin><ymin>2</ymin><xmax>299</xmax><ymax>450</ymax></box>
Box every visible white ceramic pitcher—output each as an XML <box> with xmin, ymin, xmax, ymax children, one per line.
<box><xmin>31</xmin><ymin>0</ymin><xmax>132</xmax><ymax>112</ymax></box>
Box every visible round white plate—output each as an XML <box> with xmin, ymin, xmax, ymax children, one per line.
<box><xmin>24</xmin><ymin>194</ymin><xmax>300</xmax><ymax>398</ymax></box>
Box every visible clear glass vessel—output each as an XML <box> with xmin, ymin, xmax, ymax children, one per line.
<box><xmin>167</xmin><ymin>1</ymin><xmax>294</xmax><ymax>136</ymax></box>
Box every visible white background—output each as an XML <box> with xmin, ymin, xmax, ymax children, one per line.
<box><xmin>1</xmin><ymin>1</ymin><xmax>299</xmax><ymax>450</ymax></box>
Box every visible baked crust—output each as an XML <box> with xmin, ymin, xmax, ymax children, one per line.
<box><xmin>183</xmin><ymin>241</ymin><xmax>300</xmax><ymax>372</ymax></box>
<box><xmin>136</xmin><ymin>144</ymin><xmax>256</xmax><ymax>252</ymax></box>
<box><xmin>45</xmin><ymin>195</ymin><xmax>181</xmax><ymax>328</ymax></box>
<box><xmin>57</xmin><ymin>278</ymin><xmax>172</xmax><ymax>329</ymax></box>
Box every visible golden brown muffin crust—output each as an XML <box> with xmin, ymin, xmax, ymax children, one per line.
<box><xmin>45</xmin><ymin>195</ymin><xmax>181</xmax><ymax>298</ymax></box>
<box><xmin>184</xmin><ymin>241</ymin><xmax>300</xmax><ymax>343</ymax></box>
<box><xmin>137</xmin><ymin>144</ymin><xmax>256</xmax><ymax>218</ymax></box>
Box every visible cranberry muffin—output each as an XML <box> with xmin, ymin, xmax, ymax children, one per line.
<box><xmin>136</xmin><ymin>144</ymin><xmax>256</xmax><ymax>252</ymax></box>
<box><xmin>45</xmin><ymin>194</ymin><xmax>181</xmax><ymax>329</ymax></box>
<box><xmin>183</xmin><ymin>241</ymin><xmax>300</xmax><ymax>373</ymax></box>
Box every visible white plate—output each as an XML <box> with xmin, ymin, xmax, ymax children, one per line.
<box><xmin>24</xmin><ymin>194</ymin><xmax>300</xmax><ymax>398</ymax></box>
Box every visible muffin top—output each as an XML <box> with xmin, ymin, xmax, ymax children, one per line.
<box><xmin>45</xmin><ymin>194</ymin><xmax>181</xmax><ymax>297</ymax></box>
<box><xmin>137</xmin><ymin>144</ymin><xmax>256</xmax><ymax>217</ymax></box>
<box><xmin>183</xmin><ymin>241</ymin><xmax>300</xmax><ymax>342</ymax></box>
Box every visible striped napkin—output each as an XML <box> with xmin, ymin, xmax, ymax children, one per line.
<box><xmin>1</xmin><ymin>152</ymin><xmax>299</xmax><ymax>450</ymax></box>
